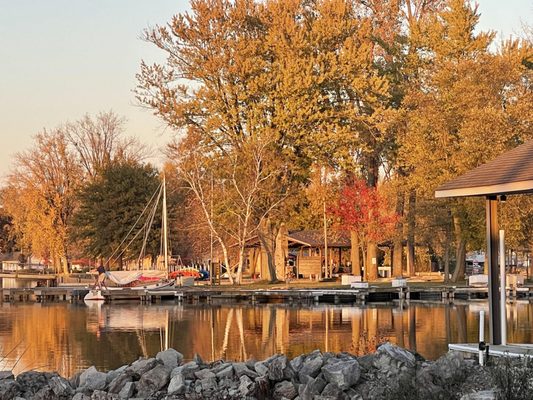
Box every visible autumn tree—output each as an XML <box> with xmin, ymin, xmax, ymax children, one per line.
<box><xmin>3</xmin><ymin>130</ymin><xmax>82</xmax><ymax>274</ymax></box>
<box><xmin>397</xmin><ymin>0</ymin><xmax>533</xmax><ymax>281</ymax></box>
<box><xmin>330</xmin><ymin>179</ymin><xmax>398</xmax><ymax>279</ymax></box>
<box><xmin>65</xmin><ymin>111</ymin><xmax>148</xmax><ymax>180</ymax></box>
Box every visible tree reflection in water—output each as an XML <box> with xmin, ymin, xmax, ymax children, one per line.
<box><xmin>2</xmin><ymin>300</ymin><xmax>533</xmax><ymax>377</ymax></box>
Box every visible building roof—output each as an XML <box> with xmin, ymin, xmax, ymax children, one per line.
<box><xmin>435</xmin><ymin>140</ymin><xmax>533</xmax><ymax>198</ymax></box>
<box><xmin>288</xmin><ymin>230</ymin><xmax>351</xmax><ymax>248</ymax></box>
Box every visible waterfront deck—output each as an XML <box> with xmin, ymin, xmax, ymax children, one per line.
<box><xmin>3</xmin><ymin>283</ymin><xmax>533</xmax><ymax>304</ymax></box>
<box><xmin>449</xmin><ymin>343</ymin><xmax>533</xmax><ymax>358</ymax></box>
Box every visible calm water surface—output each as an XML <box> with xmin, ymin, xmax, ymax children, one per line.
<box><xmin>1</xmin><ymin>300</ymin><xmax>533</xmax><ymax>377</ymax></box>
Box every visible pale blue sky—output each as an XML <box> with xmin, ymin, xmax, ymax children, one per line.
<box><xmin>0</xmin><ymin>0</ymin><xmax>531</xmax><ymax>179</ymax></box>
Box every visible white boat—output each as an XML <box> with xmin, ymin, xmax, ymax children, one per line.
<box><xmin>84</xmin><ymin>289</ymin><xmax>105</xmax><ymax>301</ymax></box>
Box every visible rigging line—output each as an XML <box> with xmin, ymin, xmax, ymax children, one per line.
<box><xmin>106</xmin><ymin>181</ymin><xmax>163</xmax><ymax>264</ymax></box>
<box><xmin>137</xmin><ymin>186</ymin><xmax>162</xmax><ymax>267</ymax></box>
<box><xmin>113</xmin><ymin>184</ymin><xmax>162</xmax><ymax>265</ymax></box>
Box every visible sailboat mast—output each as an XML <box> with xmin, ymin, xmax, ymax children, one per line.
<box><xmin>162</xmin><ymin>174</ymin><xmax>169</xmax><ymax>273</ymax></box>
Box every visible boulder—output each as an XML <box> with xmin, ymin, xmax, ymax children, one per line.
<box><xmin>233</xmin><ymin>362</ymin><xmax>259</xmax><ymax>379</ymax></box>
<box><xmin>238</xmin><ymin>375</ymin><xmax>256</xmax><ymax>397</ymax></box>
<box><xmin>90</xmin><ymin>389</ymin><xmax>119</xmax><ymax>399</ymax></box>
<box><xmin>0</xmin><ymin>371</ymin><xmax>14</xmax><ymax>380</ymax></box>
<box><xmin>460</xmin><ymin>390</ymin><xmax>501</xmax><ymax>400</ymax></box>
<box><xmin>290</xmin><ymin>354</ymin><xmax>305</xmax><ymax>373</ymax></box>
<box><xmin>49</xmin><ymin>376</ymin><xmax>74</xmax><ymax>397</ymax></box>
<box><xmin>298</xmin><ymin>375</ymin><xmax>327</xmax><ymax>400</ymax></box>
<box><xmin>321</xmin><ymin>382</ymin><xmax>346</xmax><ymax>399</ymax></box>
<box><xmin>79</xmin><ymin>367</ymin><xmax>107</xmax><ymax>392</ymax></box>
<box><xmin>193</xmin><ymin>353</ymin><xmax>204</xmax><ymax>366</ymax></box>
<box><xmin>118</xmin><ymin>381</ymin><xmax>135</xmax><ymax>399</ymax></box>
<box><xmin>199</xmin><ymin>376</ymin><xmax>218</xmax><ymax>392</ymax></box>
<box><xmin>167</xmin><ymin>373</ymin><xmax>186</xmax><ymax>395</ymax></box>
<box><xmin>373</xmin><ymin>342</ymin><xmax>416</xmax><ymax>377</ymax></box>
<box><xmin>215</xmin><ymin>365</ymin><xmax>234</xmax><ymax>380</ymax></box>
<box><xmin>273</xmin><ymin>380</ymin><xmax>298</xmax><ymax>400</ymax></box>
<box><xmin>254</xmin><ymin>361</ymin><xmax>269</xmax><ymax>376</ymax></box>
<box><xmin>299</xmin><ymin>352</ymin><xmax>324</xmax><ymax>381</ymax></box>
<box><xmin>171</xmin><ymin>361</ymin><xmax>199</xmax><ymax>380</ymax></box>
<box><xmin>0</xmin><ymin>380</ymin><xmax>20</xmax><ymax>400</ymax></box>
<box><xmin>72</xmin><ymin>393</ymin><xmax>91</xmax><ymax>400</ymax></box>
<box><xmin>194</xmin><ymin>368</ymin><xmax>216</xmax><ymax>380</ymax></box>
<box><xmin>156</xmin><ymin>348</ymin><xmax>183</xmax><ymax>369</ymax></box>
<box><xmin>321</xmin><ymin>359</ymin><xmax>360</xmax><ymax>390</ymax></box>
<box><xmin>16</xmin><ymin>371</ymin><xmax>51</xmax><ymax>395</ymax></box>
<box><xmin>107</xmin><ymin>372</ymin><xmax>133</xmax><ymax>394</ymax></box>
<box><xmin>127</xmin><ymin>358</ymin><xmax>159</xmax><ymax>378</ymax></box>
<box><xmin>136</xmin><ymin>364</ymin><xmax>170</xmax><ymax>398</ymax></box>
<box><xmin>266</xmin><ymin>355</ymin><xmax>288</xmax><ymax>381</ymax></box>
<box><xmin>106</xmin><ymin>366</ymin><xmax>127</xmax><ymax>384</ymax></box>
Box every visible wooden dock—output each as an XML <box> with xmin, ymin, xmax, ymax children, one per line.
<box><xmin>449</xmin><ymin>343</ymin><xmax>533</xmax><ymax>358</ymax></box>
<box><xmin>2</xmin><ymin>284</ymin><xmax>533</xmax><ymax>304</ymax></box>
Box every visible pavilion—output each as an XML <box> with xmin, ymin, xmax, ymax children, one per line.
<box><xmin>435</xmin><ymin>139</ymin><xmax>533</xmax><ymax>345</ymax></box>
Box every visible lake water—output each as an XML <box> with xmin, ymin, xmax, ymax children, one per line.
<box><xmin>1</xmin><ymin>299</ymin><xmax>533</xmax><ymax>377</ymax></box>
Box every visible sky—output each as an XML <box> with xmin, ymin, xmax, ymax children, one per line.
<box><xmin>0</xmin><ymin>0</ymin><xmax>531</xmax><ymax>181</ymax></box>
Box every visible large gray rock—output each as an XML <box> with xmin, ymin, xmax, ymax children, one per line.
<box><xmin>373</xmin><ymin>342</ymin><xmax>416</xmax><ymax>377</ymax></box>
<box><xmin>238</xmin><ymin>375</ymin><xmax>256</xmax><ymax>397</ymax></box>
<box><xmin>16</xmin><ymin>371</ymin><xmax>52</xmax><ymax>395</ymax></box>
<box><xmin>136</xmin><ymin>364</ymin><xmax>170</xmax><ymax>398</ymax></box>
<box><xmin>90</xmin><ymin>389</ymin><xmax>119</xmax><ymax>399</ymax></box>
<box><xmin>171</xmin><ymin>361</ymin><xmax>199</xmax><ymax>380</ymax></box>
<box><xmin>434</xmin><ymin>351</ymin><xmax>468</xmax><ymax>381</ymax></box>
<box><xmin>290</xmin><ymin>354</ymin><xmax>305</xmax><ymax>373</ymax></box>
<box><xmin>156</xmin><ymin>348</ymin><xmax>183</xmax><ymax>369</ymax></box>
<box><xmin>107</xmin><ymin>372</ymin><xmax>133</xmax><ymax>394</ymax></box>
<box><xmin>321</xmin><ymin>359</ymin><xmax>360</xmax><ymax>390</ymax></box>
<box><xmin>118</xmin><ymin>381</ymin><xmax>135</xmax><ymax>399</ymax></box>
<box><xmin>267</xmin><ymin>355</ymin><xmax>290</xmax><ymax>381</ymax></box>
<box><xmin>322</xmin><ymin>382</ymin><xmax>346</xmax><ymax>399</ymax></box>
<box><xmin>254</xmin><ymin>361</ymin><xmax>269</xmax><ymax>376</ymax></box>
<box><xmin>199</xmin><ymin>376</ymin><xmax>218</xmax><ymax>392</ymax></box>
<box><xmin>0</xmin><ymin>371</ymin><xmax>14</xmax><ymax>380</ymax></box>
<box><xmin>0</xmin><ymin>380</ymin><xmax>20</xmax><ymax>400</ymax></box>
<box><xmin>461</xmin><ymin>390</ymin><xmax>501</xmax><ymax>400</ymax></box>
<box><xmin>273</xmin><ymin>380</ymin><xmax>298</xmax><ymax>400</ymax></box>
<box><xmin>215</xmin><ymin>365</ymin><xmax>234</xmax><ymax>380</ymax></box>
<box><xmin>127</xmin><ymin>358</ymin><xmax>159</xmax><ymax>377</ymax></box>
<box><xmin>79</xmin><ymin>367</ymin><xmax>107</xmax><ymax>391</ymax></box>
<box><xmin>194</xmin><ymin>368</ymin><xmax>216</xmax><ymax>380</ymax></box>
<box><xmin>49</xmin><ymin>376</ymin><xmax>74</xmax><ymax>397</ymax></box>
<box><xmin>72</xmin><ymin>393</ymin><xmax>90</xmax><ymax>400</ymax></box>
<box><xmin>299</xmin><ymin>352</ymin><xmax>324</xmax><ymax>381</ymax></box>
<box><xmin>299</xmin><ymin>375</ymin><xmax>327</xmax><ymax>400</ymax></box>
<box><xmin>233</xmin><ymin>362</ymin><xmax>259</xmax><ymax>379</ymax></box>
<box><xmin>72</xmin><ymin>393</ymin><xmax>91</xmax><ymax>400</ymax></box>
<box><xmin>106</xmin><ymin>366</ymin><xmax>127</xmax><ymax>384</ymax></box>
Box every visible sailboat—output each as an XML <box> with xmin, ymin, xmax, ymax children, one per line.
<box><xmin>84</xmin><ymin>175</ymin><xmax>174</xmax><ymax>301</ymax></box>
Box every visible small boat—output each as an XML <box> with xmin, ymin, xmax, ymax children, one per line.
<box><xmin>84</xmin><ymin>289</ymin><xmax>105</xmax><ymax>301</ymax></box>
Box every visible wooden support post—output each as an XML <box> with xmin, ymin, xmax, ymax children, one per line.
<box><xmin>487</xmin><ymin>196</ymin><xmax>501</xmax><ymax>345</ymax></box>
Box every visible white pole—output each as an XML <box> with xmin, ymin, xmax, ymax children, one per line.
<box><xmin>162</xmin><ymin>175</ymin><xmax>169</xmax><ymax>274</ymax></box>
<box><xmin>479</xmin><ymin>310</ymin><xmax>485</xmax><ymax>366</ymax></box>
<box><xmin>499</xmin><ymin>229</ymin><xmax>507</xmax><ymax>346</ymax></box>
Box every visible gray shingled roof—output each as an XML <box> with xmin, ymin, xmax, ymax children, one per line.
<box><xmin>435</xmin><ymin>140</ymin><xmax>533</xmax><ymax>198</ymax></box>
<box><xmin>288</xmin><ymin>230</ymin><xmax>351</xmax><ymax>247</ymax></box>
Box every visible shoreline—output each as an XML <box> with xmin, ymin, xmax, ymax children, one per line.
<box><xmin>0</xmin><ymin>343</ymin><xmax>507</xmax><ymax>400</ymax></box>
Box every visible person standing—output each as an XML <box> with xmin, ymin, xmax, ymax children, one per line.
<box><xmin>94</xmin><ymin>263</ymin><xmax>108</xmax><ymax>290</ymax></box>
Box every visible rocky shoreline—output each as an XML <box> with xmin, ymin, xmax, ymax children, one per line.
<box><xmin>0</xmin><ymin>343</ymin><xmax>511</xmax><ymax>400</ymax></box>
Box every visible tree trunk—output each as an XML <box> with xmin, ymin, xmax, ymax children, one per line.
<box><xmin>392</xmin><ymin>190</ymin><xmax>405</xmax><ymax>278</ymax></box>
<box><xmin>219</xmin><ymin>239</ymin><xmax>234</xmax><ymax>285</ymax></box>
<box><xmin>451</xmin><ymin>214</ymin><xmax>466</xmax><ymax>283</ymax></box>
<box><xmin>257</xmin><ymin>220</ymin><xmax>278</xmax><ymax>283</ymax></box>
<box><xmin>366</xmin><ymin>240</ymin><xmax>378</xmax><ymax>281</ymax></box>
<box><xmin>350</xmin><ymin>231</ymin><xmax>361</xmax><ymax>276</ymax></box>
<box><xmin>406</xmin><ymin>189</ymin><xmax>416</xmax><ymax>276</ymax></box>
<box><xmin>444</xmin><ymin>221</ymin><xmax>452</xmax><ymax>283</ymax></box>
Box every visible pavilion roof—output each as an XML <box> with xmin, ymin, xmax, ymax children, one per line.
<box><xmin>435</xmin><ymin>140</ymin><xmax>533</xmax><ymax>198</ymax></box>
